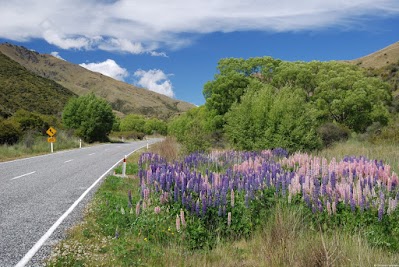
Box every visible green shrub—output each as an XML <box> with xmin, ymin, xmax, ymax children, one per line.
<box><xmin>317</xmin><ymin>122</ymin><xmax>350</xmax><ymax>147</ymax></box>
<box><xmin>0</xmin><ymin>118</ymin><xmax>21</xmax><ymax>144</ymax></box>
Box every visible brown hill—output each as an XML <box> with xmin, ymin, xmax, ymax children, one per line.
<box><xmin>349</xmin><ymin>41</ymin><xmax>399</xmax><ymax>69</ymax></box>
<box><xmin>0</xmin><ymin>43</ymin><xmax>194</xmax><ymax>119</ymax></box>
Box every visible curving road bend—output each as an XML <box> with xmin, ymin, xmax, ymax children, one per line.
<box><xmin>0</xmin><ymin>139</ymin><xmax>160</xmax><ymax>266</ymax></box>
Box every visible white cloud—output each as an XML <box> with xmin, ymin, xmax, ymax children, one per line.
<box><xmin>50</xmin><ymin>51</ymin><xmax>65</xmax><ymax>60</ymax></box>
<box><xmin>80</xmin><ymin>59</ymin><xmax>129</xmax><ymax>81</ymax></box>
<box><xmin>0</xmin><ymin>0</ymin><xmax>398</xmax><ymax>52</ymax></box>
<box><xmin>134</xmin><ymin>69</ymin><xmax>174</xmax><ymax>98</ymax></box>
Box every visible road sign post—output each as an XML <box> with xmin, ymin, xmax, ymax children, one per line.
<box><xmin>46</xmin><ymin>127</ymin><xmax>57</xmax><ymax>153</ymax></box>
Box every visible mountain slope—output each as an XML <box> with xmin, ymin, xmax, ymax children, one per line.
<box><xmin>0</xmin><ymin>51</ymin><xmax>76</xmax><ymax>118</ymax></box>
<box><xmin>350</xmin><ymin>41</ymin><xmax>399</xmax><ymax>69</ymax></box>
<box><xmin>0</xmin><ymin>43</ymin><xmax>195</xmax><ymax>119</ymax></box>
<box><xmin>347</xmin><ymin>41</ymin><xmax>399</xmax><ymax>94</ymax></box>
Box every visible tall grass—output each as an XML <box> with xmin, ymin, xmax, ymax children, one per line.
<box><xmin>0</xmin><ymin>130</ymin><xmax>82</xmax><ymax>161</ymax></box>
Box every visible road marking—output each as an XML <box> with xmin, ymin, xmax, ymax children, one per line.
<box><xmin>10</xmin><ymin>171</ymin><xmax>36</xmax><ymax>181</ymax></box>
<box><xmin>64</xmin><ymin>159</ymin><xmax>74</xmax><ymax>163</ymax></box>
<box><xmin>15</xmin><ymin>143</ymin><xmax>150</xmax><ymax>267</ymax></box>
<box><xmin>89</xmin><ymin>153</ymin><xmax>95</xmax><ymax>156</ymax></box>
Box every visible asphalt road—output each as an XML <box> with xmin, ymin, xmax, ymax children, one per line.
<box><xmin>0</xmin><ymin>139</ymin><xmax>160</xmax><ymax>266</ymax></box>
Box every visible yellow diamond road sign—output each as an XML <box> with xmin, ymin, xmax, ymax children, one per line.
<box><xmin>47</xmin><ymin>137</ymin><xmax>56</xmax><ymax>143</ymax></box>
<box><xmin>46</xmin><ymin>127</ymin><xmax>57</xmax><ymax>137</ymax></box>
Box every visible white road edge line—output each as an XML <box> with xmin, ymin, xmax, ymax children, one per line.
<box><xmin>15</xmin><ymin>144</ymin><xmax>148</xmax><ymax>267</ymax></box>
<box><xmin>64</xmin><ymin>159</ymin><xmax>74</xmax><ymax>163</ymax></box>
<box><xmin>88</xmin><ymin>153</ymin><xmax>95</xmax><ymax>156</ymax></box>
<box><xmin>10</xmin><ymin>171</ymin><xmax>36</xmax><ymax>181</ymax></box>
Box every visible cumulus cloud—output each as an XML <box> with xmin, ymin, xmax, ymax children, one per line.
<box><xmin>80</xmin><ymin>59</ymin><xmax>129</xmax><ymax>81</ymax></box>
<box><xmin>50</xmin><ymin>51</ymin><xmax>65</xmax><ymax>60</ymax></box>
<box><xmin>134</xmin><ymin>69</ymin><xmax>174</xmax><ymax>98</ymax></box>
<box><xmin>0</xmin><ymin>0</ymin><xmax>398</xmax><ymax>52</ymax></box>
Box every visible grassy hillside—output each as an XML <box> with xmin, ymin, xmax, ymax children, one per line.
<box><xmin>0</xmin><ymin>43</ymin><xmax>194</xmax><ymax>119</ymax></box>
<box><xmin>0</xmin><ymin>52</ymin><xmax>76</xmax><ymax>118</ymax></box>
<box><xmin>347</xmin><ymin>41</ymin><xmax>399</xmax><ymax>95</ymax></box>
<box><xmin>350</xmin><ymin>41</ymin><xmax>399</xmax><ymax>69</ymax></box>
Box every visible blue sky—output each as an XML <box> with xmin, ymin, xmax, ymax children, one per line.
<box><xmin>1</xmin><ymin>1</ymin><xmax>399</xmax><ymax>106</ymax></box>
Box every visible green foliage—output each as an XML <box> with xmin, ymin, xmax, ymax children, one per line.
<box><xmin>0</xmin><ymin>52</ymin><xmax>76</xmax><ymax>117</ymax></box>
<box><xmin>143</xmin><ymin>118</ymin><xmax>167</xmax><ymax>135</ymax></box>
<box><xmin>203</xmin><ymin>57</ymin><xmax>281</xmax><ymax>116</ymax></box>
<box><xmin>225</xmin><ymin>86</ymin><xmax>322</xmax><ymax>152</ymax></box>
<box><xmin>119</xmin><ymin>114</ymin><xmax>145</xmax><ymax>133</ymax></box>
<box><xmin>0</xmin><ymin>118</ymin><xmax>21</xmax><ymax>144</ymax></box>
<box><xmin>203</xmin><ymin>57</ymin><xmax>393</xmax><ymax>151</ymax></box>
<box><xmin>168</xmin><ymin>106</ymin><xmax>222</xmax><ymax>153</ymax></box>
<box><xmin>62</xmin><ymin>94</ymin><xmax>115</xmax><ymax>143</ymax></box>
<box><xmin>317</xmin><ymin>122</ymin><xmax>350</xmax><ymax>147</ymax></box>
<box><xmin>119</xmin><ymin>114</ymin><xmax>167</xmax><ymax>136</ymax></box>
<box><xmin>11</xmin><ymin>109</ymin><xmax>48</xmax><ymax>132</ymax></box>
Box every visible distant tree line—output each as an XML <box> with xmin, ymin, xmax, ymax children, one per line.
<box><xmin>168</xmin><ymin>57</ymin><xmax>394</xmax><ymax>152</ymax></box>
<box><xmin>0</xmin><ymin>93</ymin><xmax>168</xmax><ymax>145</ymax></box>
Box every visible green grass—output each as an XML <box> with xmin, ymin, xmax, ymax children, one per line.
<box><xmin>44</xmin><ymin>139</ymin><xmax>399</xmax><ymax>267</ymax></box>
<box><xmin>0</xmin><ymin>130</ymin><xmax>84</xmax><ymax>162</ymax></box>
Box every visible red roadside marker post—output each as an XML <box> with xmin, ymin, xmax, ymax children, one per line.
<box><xmin>122</xmin><ymin>155</ymin><xmax>127</xmax><ymax>178</ymax></box>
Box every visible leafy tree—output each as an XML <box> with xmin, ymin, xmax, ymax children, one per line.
<box><xmin>168</xmin><ymin>106</ymin><xmax>221</xmax><ymax>153</ymax></box>
<box><xmin>224</xmin><ymin>84</ymin><xmax>275</xmax><ymax>150</ymax></box>
<box><xmin>203</xmin><ymin>57</ymin><xmax>281</xmax><ymax>116</ymax></box>
<box><xmin>119</xmin><ymin>114</ymin><xmax>145</xmax><ymax>133</ymax></box>
<box><xmin>143</xmin><ymin>118</ymin><xmax>167</xmax><ymax>135</ymax></box>
<box><xmin>225</xmin><ymin>86</ymin><xmax>321</xmax><ymax>152</ymax></box>
<box><xmin>62</xmin><ymin>94</ymin><xmax>115</xmax><ymax>142</ymax></box>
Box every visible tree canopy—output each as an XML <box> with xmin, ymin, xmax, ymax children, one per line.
<box><xmin>204</xmin><ymin>58</ymin><xmax>392</xmax><ymax>151</ymax></box>
<box><xmin>62</xmin><ymin>94</ymin><xmax>115</xmax><ymax>143</ymax></box>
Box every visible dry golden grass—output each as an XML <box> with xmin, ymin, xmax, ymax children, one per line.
<box><xmin>314</xmin><ymin>139</ymin><xmax>399</xmax><ymax>173</ymax></box>
<box><xmin>348</xmin><ymin>41</ymin><xmax>399</xmax><ymax>69</ymax></box>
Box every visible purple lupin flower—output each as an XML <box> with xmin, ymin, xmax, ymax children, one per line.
<box><xmin>218</xmin><ymin>205</ymin><xmax>222</xmax><ymax>216</ymax></box>
<box><xmin>174</xmin><ymin>184</ymin><xmax>179</xmax><ymax>202</ymax></box>
<box><xmin>245</xmin><ymin>192</ymin><xmax>249</xmax><ymax>208</ymax></box>
<box><xmin>195</xmin><ymin>199</ymin><xmax>200</xmax><ymax>216</ymax></box>
<box><xmin>350</xmin><ymin>193</ymin><xmax>356</xmax><ymax>212</ymax></box>
<box><xmin>202</xmin><ymin>196</ymin><xmax>207</xmax><ymax>215</ymax></box>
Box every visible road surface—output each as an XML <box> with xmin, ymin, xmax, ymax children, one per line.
<box><xmin>0</xmin><ymin>140</ymin><xmax>160</xmax><ymax>266</ymax></box>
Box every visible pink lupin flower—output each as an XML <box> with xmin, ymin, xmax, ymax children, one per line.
<box><xmin>326</xmin><ymin>201</ymin><xmax>332</xmax><ymax>216</ymax></box>
<box><xmin>231</xmin><ymin>189</ymin><xmax>235</xmax><ymax>208</ymax></box>
<box><xmin>227</xmin><ymin>212</ymin><xmax>232</xmax><ymax>226</ymax></box>
<box><xmin>180</xmin><ymin>208</ymin><xmax>186</xmax><ymax>227</ymax></box>
<box><xmin>332</xmin><ymin>200</ymin><xmax>337</xmax><ymax>214</ymax></box>
<box><xmin>176</xmin><ymin>214</ymin><xmax>181</xmax><ymax>232</ymax></box>
<box><xmin>154</xmin><ymin>206</ymin><xmax>161</xmax><ymax>214</ymax></box>
<box><xmin>135</xmin><ymin>202</ymin><xmax>141</xmax><ymax>216</ymax></box>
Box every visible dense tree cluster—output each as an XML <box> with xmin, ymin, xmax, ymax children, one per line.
<box><xmin>62</xmin><ymin>94</ymin><xmax>115</xmax><ymax>143</ymax></box>
<box><xmin>169</xmin><ymin>57</ymin><xmax>393</xmax><ymax>152</ymax></box>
